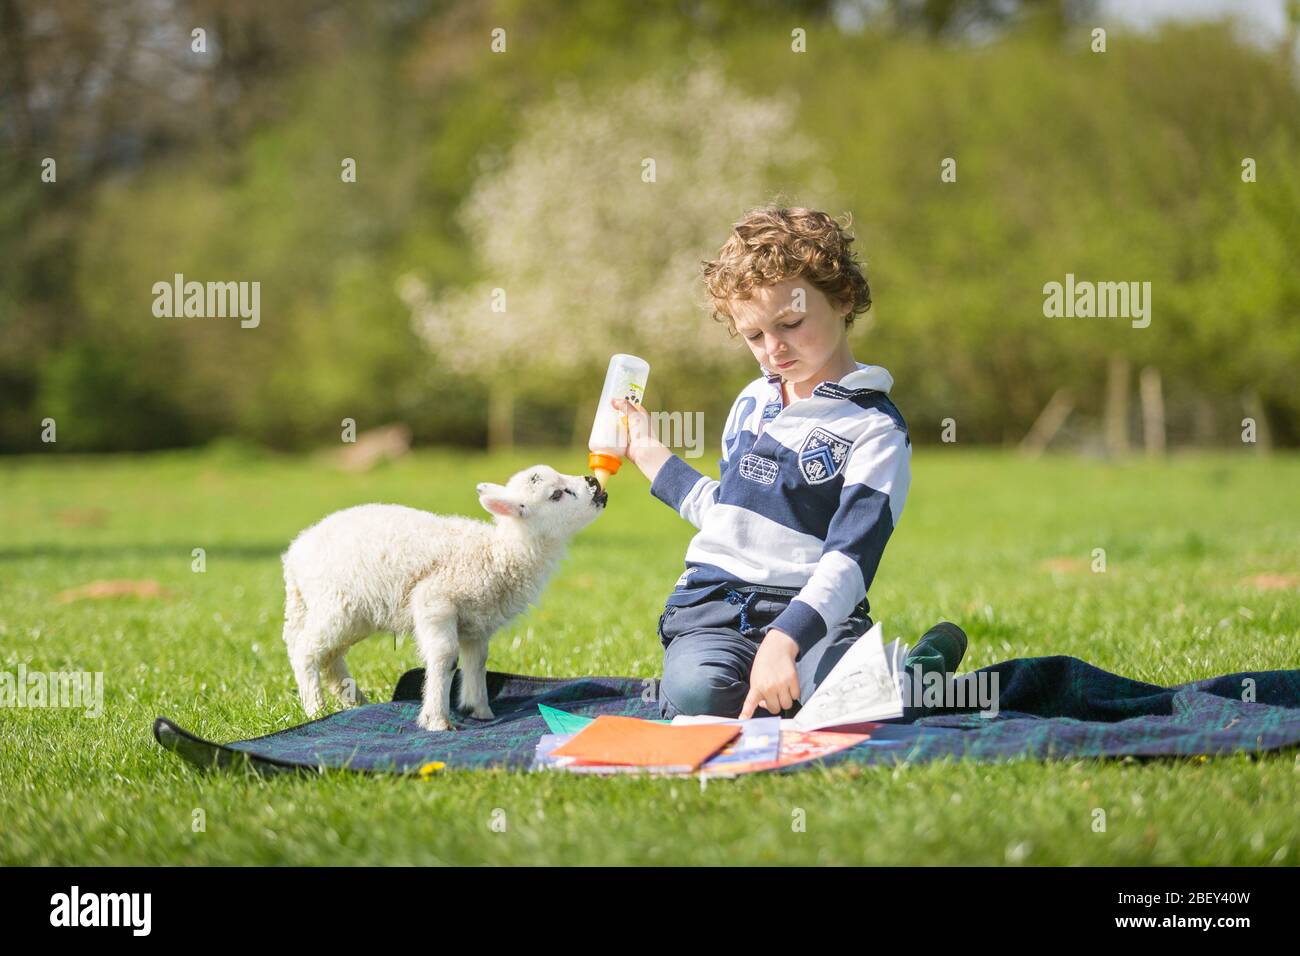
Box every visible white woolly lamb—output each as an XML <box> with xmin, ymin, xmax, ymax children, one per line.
<box><xmin>281</xmin><ymin>465</ymin><xmax>607</xmax><ymax>731</ymax></box>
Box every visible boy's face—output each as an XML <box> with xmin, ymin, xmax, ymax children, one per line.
<box><xmin>729</xmin><ymin>278</ymin><xmax>850</xmax><ymax>383</ymax></box>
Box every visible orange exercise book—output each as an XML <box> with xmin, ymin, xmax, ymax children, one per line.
<box><xmin>549</xmin><ymin>715</ymin><xmax>741</xmax><ymax>771</ymax></box>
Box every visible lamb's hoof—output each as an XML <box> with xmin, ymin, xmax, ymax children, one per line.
<box><xmin>416</xmin><ymin>711</ymin><xmax>455</xmax><ymax>732</ymax></box>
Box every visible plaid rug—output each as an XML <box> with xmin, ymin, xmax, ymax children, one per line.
<box><xmin>153</xmin><ymin>656</ymin><xmax>1300</xmax><ymax>776</ymax></box>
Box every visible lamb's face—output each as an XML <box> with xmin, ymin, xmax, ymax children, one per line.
<box><xmin>477</xmin><ymin>465</ymin><xmax>607</xmax><ymax>538</ymax></box>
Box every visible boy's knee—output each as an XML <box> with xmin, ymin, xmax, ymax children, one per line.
<box><xmin>658</xmin><ymin>665</ymin><xmax>744</xmax><ymax>720</ymax></box>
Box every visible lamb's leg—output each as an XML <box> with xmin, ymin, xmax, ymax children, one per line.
<box><xmin>293</xmin><ymin>603</ymin><xmax>356</xmax><ymax>717</ymax></box>
<box><xmin>411</xmin><ymin>585</ymin><xmax>459</xmax><ymax>732</ymax></box>
<box><xmin>457</xmin><ymin>637</ymin><xmax>494</xmax><ymax>720</ymax></box>
<box><xmin>322</xmin><ymin>651</ymin><xmax>368</xmax><ymax>707</ymax></box>
<box><xmin>283</xmin><ymin>573</ymin><xmax>325</xmax><ymax>715</ymax></box>
<box><xmin>291</xmin><ymin>647</ymin><xmax>328</xmax><ymax>718</ymax></box>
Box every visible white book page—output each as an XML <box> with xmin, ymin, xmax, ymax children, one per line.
<box><xmin>790</xmin><ymin>621</ymin><xmax>903</xmax><ymax>730</ymax></box>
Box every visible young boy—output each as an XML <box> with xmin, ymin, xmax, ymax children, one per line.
<box><xmin>614</xmin><ymin>206</ymin><xmax>965</xmax><ymax>721</ymax></box>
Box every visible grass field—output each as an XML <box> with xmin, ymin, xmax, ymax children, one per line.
<box><xmin>1</xmin><ymin>446</ymin><xmax>1298</xmax><ymax>865</ymax></box>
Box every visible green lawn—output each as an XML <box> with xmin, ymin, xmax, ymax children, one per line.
<box><xmin>1</xmin><ymin>446</ymin><xmax>1298</xmax><ymax>865</ymax></box>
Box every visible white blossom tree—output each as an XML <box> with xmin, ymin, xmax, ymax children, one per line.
<box><xmin>400</xmin><ymin>62</ymin><xmax>827</xmax><ymax>449</ymax></box>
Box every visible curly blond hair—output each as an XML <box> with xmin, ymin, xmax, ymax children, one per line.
<box><xmin>701</xmin><ymin>206</ymin><xmax>872</xmax><ymax>336</ymax></box>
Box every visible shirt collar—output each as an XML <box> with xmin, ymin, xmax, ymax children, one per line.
<box><xmin>760</xmin><ymin>361</ymin><xmax>894</xmax><ymax>396</ymax></box>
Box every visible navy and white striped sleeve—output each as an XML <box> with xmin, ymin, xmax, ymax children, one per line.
<box><xmin>767</xmin><ymin>417</ymin><xmax>911</xmax><ymax>654</ymax></box>
<box><xmin>648</xmin><ymin>454</ymin><xmax>720</xmax><ymax>529</ymax></box>
<box><xmin>648</xmin><ymin>396</ymin><xmax>739</xmax><ymax>529</ymax></box>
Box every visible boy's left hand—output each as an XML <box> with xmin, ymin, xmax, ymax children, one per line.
<box><xmin>739</xmin><ymin>629</ymin><xmax>800</xmax><ymax>719</ymax></box>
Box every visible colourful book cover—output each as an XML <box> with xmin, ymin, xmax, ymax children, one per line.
<box><xmin>697</xmin><ymin>729</ymin><xmax>870</xmax><ymax>777</ymax></box>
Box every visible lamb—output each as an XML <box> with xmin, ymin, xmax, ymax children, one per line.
<box><xmin>281</xmin><ymin>465</ymin><xmax>608</xmax><ymax>731</ymax></box>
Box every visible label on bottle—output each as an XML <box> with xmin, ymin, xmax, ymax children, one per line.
<box><xmin>590</xmin><ymin>369</ymin><xmax>646</xmax><ymax>453</ymax></box>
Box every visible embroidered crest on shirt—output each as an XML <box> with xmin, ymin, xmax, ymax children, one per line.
<box><xmin>798</xmin><ymin>427</ymin><xmax>851</xmax><ymax>485</ymax></box>
<box><xmin>738</xmin><ymin>453</ymin><xmax>779</xmax><ymax>485</ymax></box>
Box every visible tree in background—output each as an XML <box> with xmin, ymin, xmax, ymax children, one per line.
<box><xmin>402</xmin><ymin>62</ymin><xmax>826</xmax><ymax>450</ymax></box>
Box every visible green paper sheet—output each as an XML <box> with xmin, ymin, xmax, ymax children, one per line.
<box><xmin>538</xmin><ymin>703</ymin><xmax>671</xmax><ymax>734</ymax></box>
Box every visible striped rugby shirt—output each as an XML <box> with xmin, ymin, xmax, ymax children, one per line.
<box><xmin>649</xmin><ymin>361</ymin><xmax>910</xmax><ymax>654</ymax></box>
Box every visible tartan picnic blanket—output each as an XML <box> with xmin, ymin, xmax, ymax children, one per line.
<box><xmin>153</xmin><ymin>656</ymin><xmax>1300</xmax><ymax>777</ymax></box>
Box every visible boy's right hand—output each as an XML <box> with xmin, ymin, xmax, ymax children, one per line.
<box><xmin>611</xmin><ymin>398</ymin><xmax>671</xmax><ymax>482</ymax></box>
<box><xmin>611</xmin><ymin>398</ymin><xmax>653</xmax><ymax>463</ymax></box>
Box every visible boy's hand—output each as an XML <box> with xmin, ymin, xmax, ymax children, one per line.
<box><xmin>739</xmin><ymin>628</ymin><xmax>800</xmax><ymax>719</ymax></box>
<box><xmin>610</xmin><ymin>398</ymin><xmax>653</xmax><ymax>461</ymax></box>
<box><xmin>611</xmin><ymin>398</ymin><xmax>671</xmax><ymax>480</ymax></box>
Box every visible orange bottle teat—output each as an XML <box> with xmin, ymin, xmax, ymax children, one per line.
<box><xmin>588</xmin><ymin>452</ymin><xmax>622</xmax><ymax>490</ymax></box>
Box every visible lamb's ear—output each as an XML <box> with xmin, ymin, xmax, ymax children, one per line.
<box><xmin>478</xmin><ymin>484</ymin><xmax>526</xmax><ymax>518</ymax></box>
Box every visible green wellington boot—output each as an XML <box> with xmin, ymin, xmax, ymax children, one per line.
<box><xmin>902</xmin><ymin>621</ymin><xmax>968</xmax><ymax>682</ymax></box>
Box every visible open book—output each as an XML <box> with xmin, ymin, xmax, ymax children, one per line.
<box><xmin>671</xmin><ymin>620</ymin><xmax>906</xmax><ymax>732</ymax></box>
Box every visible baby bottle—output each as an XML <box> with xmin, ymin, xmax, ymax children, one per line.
<box><xmin>588</xmin><ymin>353</ymin><xmax>651</xmax><ymax>489</ymax></box>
